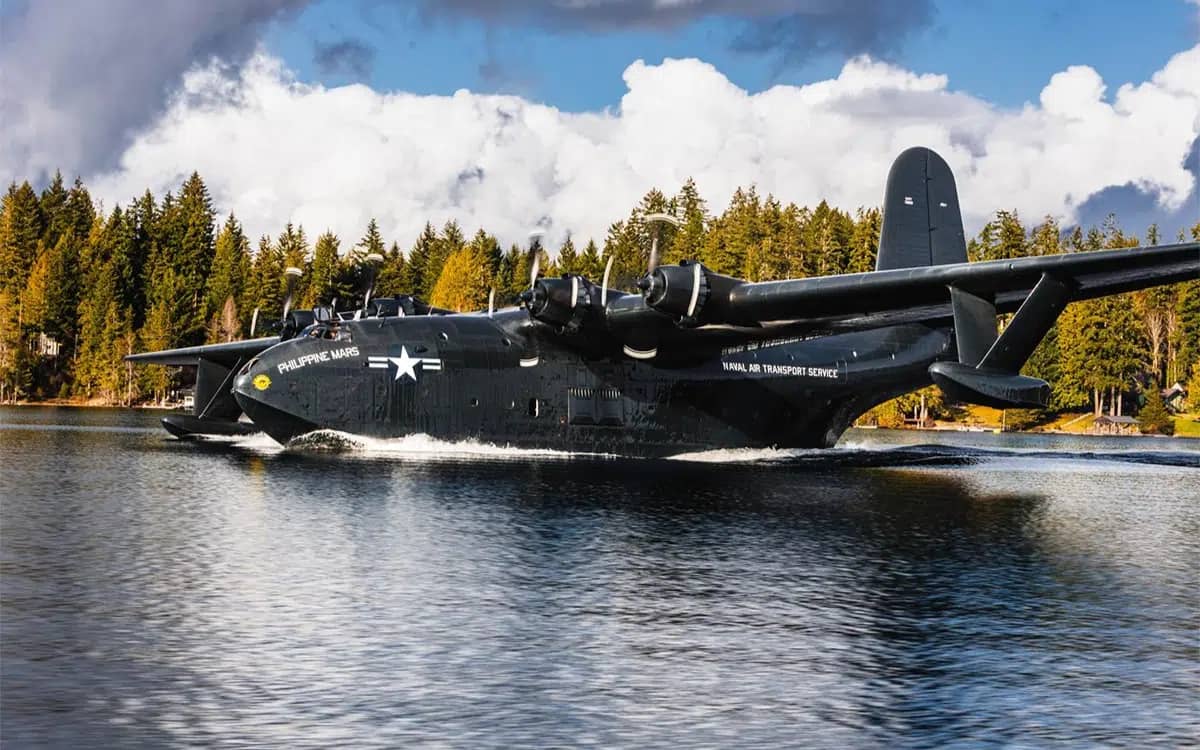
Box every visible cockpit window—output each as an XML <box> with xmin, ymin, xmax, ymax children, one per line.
<box><xmin>301</xmin><ymin>324</ymin><xmax>347</xmax><ymax>341</ymax></box>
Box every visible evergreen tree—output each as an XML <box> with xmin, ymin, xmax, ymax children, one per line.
<box><xmin>557</xmin><ymin>236</ymin><xmax>579</xmax><ymax>275</ymax></box>
<box><xmin>1028</xmin><ymin>215</ymin><xmax>1061</xmax><ymax>257</ymax></box>
<box><xmin>496</xmin><ymin>243</ymin><xmax>524</xmax><ymax>303</ymax></box>
<box><xmin>358</xmin><ymin>218</ymin><xmax>386</xmax><ymax>257</ymax></box>
<box><xmin>802</xmin><ymin>200</ymin><xmax>853</xmax><ymax>276</ymax></box>
<box><xmin>39</xmin><ymin>171</ymin><xmax>70</xmax><ymax>249</ymax></box>
<box><xmin>126</xmin><ymin>190</ymin><xmax>157</xmax><ymax>327</ymax></box>
<box><xmin>0</xmin><ymin>287</ymin><xmax>34</xmax><ymax>401</ymax></box>
<box><xmin>43</xmin><ymin>231</ymin><xmax>83</xmax><ymax>351</ymax></box>
<box><xmin>65</xmin><ymin>177</ymin><xmax>96</xmax><ymax>245</ymax></box>
<box><xmin>374</xmin><ymin>241</ymin><xmax>408</xmax><ymax>298</ymax></box>
<box><xmin>0</xmin><ymin>181</ymin><xmax>46</xmax><ymax>300</ymax></box>
<box><xmin>745</xmin><ymin>195</ymin><xmax>784</xmax><ymax>282</ymax></box>
<box><xmin>577</xmin><ymin>238</ymin><xmax>603</xmax><ymax>282</ymax></box>
<box><xmin>970</xmin><ymin>210</ymin><xmax>1026</xmax><ymax>262</ymax></box>
<box><xmin>205</xmin><ymin>214</ymin><xmax>250</xmax><ymax>336</ymax></box>
<box><xmin>307</xmin><ymin>230</ymin><xmax>341</xmax><ymax>307</ymax></box>
<box><xmin>404</xmin><ymin>222</ymin><xmax>437</xmax><ymax>298</ymax></box>
<box><xmin>847</xmin><ymin>206</ymin><xmax>881</xmax><ymax>274</ymax></box>
<box><xmin>76</xmin><ymin>259</ymin><xmax>128</xmax><ymax>398</ymax></box>
<box><xmin>241</xmin><ymin>235</ymin><xmax>285</xmax><ymax>333</ymax></box>
<box><xmin>704</xmin><ymin>186</ymin><xmax>760</xmax><ymax>277</ymax></box>
<box><xmin>1137</xmin><ymin>385</ymin><xmax>1174</xmax><ymax>435</ymax></box>
<box><xmin>140</xmin><ymin>263</ymin><xmax>193</xmax><ymax>401</ymax></box>
<box><xmin>666</xmin><ymin>178</ymin><xmax>707</xmax><ymax>266</ymax></box>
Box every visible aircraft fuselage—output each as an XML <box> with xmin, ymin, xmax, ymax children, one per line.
<box><xmin>232</xmin><ymin>309</ymin><xmax>952</xmax><ymax>457</ymax></box>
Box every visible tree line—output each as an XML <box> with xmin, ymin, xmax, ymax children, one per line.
<box><xmin>0</xmin><ymin>171</ymin><xmax>1197</xmax><ymax>423</ymax></box>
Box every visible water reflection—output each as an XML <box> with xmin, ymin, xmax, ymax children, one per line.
<box><xmin>1</xmin><ymin>407</ymin><xmax>1197</xmax><ymax>747</ymax></box>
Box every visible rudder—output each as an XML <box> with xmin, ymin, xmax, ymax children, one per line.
<box><xmin>876</xmin><ymin>147</ymin><xmax>967</xmax><ymax>271</ymax></box>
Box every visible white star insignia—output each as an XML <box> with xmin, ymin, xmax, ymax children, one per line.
<box><xmin>390</xmin><ymin>346</ymin><xmax>419</xmax><ymax>381</ymax></box>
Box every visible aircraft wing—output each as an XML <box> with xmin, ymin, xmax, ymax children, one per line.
<box><xmin>124</xmin><ymin>336</ymin><xmax>280</xmax><ymax>366</ymax></box>
<box><xmin>653</xmin><ymin>242</ymin><xmax>1199</xmax><ymax>327</ymax></box>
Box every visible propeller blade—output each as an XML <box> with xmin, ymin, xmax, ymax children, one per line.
<box><xmin>250</xmin><ymin>307</ymin><xmax>260</xmax><ymax>337</ymax></box>
<box><xmin>601</xmin><ymin>255</ymin><xmax>614</xmax><ymax>307</ymax></box>
<box><xmin>281</xmin><ymin>266</ymin><xmax>302</xmax><ymax>319</ymax></box>
<box><xmin>643</xmin><ymin>212</ymin><xmax>680</xmax><ymax>275</ymax></box>
<box><xmin>488</xmin><ymin>288</ymin><xmax>496</xmax><ymax>317</ymax></box>
<box><xmin>527</xmin><ymin>229</ymin><xmax>545</xmax><ymax>290</ymax></box>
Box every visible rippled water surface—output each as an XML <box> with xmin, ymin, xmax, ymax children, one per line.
<box><xmin>2</xmin><ymin>406</ymin><xmax>1198</xmax><ymax>748</ymax></box>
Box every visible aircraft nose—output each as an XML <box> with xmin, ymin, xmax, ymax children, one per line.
<box><xmin>232</xmin><ymin>357</ymin><xmax>318</xmax><ymax>444</ymax></box>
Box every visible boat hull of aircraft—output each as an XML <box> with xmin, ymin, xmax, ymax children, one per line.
<box><xmin>228</xmin><ymin>311</ymin><xmax>948</xmax><ymax>456</ymax></box>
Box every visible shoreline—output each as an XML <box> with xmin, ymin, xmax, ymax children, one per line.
<box><xmin>2</xmin><ymin>400</ymin><xmax>178</xmax><ymax>410</ymax></box>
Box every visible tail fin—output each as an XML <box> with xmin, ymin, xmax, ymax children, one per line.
<box><xmin>877</xmin><ymin>147</ymin><xmax>967</xmax><ymax>271</ymax></box>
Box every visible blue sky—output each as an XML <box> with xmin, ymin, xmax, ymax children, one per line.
<box><xmin>265</xmin><ymin>0</ymin><xmax>1198</xmax><ymax>111</ymax></box>
<box><xmin>6</xmin><ymin>0</ymin><xmax>1194</xmax><ymax>246</ymax></box>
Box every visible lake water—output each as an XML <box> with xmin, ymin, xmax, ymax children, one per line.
<box><xmin>2</xmin><ymin>406</ymin><xmax>1198</xmax><ymax>748</ymax></box>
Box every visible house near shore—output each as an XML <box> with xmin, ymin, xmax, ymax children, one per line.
<box><xmin>1162</xmin><ymin>383</ymin><xmax>1188</xmax><ymax>413</ymax></box>
<box><xmin>1090</xmin><ymin>415</ymin><xmax>1140</xmax><ymax>435</ymax></box>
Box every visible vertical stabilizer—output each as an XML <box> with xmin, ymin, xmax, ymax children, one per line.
<box><xmin>877</xmin><ymin>147</ymin><xmax>967</xmax><ymax>271</ymax></box>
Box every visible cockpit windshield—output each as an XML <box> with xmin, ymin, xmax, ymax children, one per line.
<box><xmin>302</xmin><ymin>324</ymin><xmax>351</xmax><ymax>342</ymax></box>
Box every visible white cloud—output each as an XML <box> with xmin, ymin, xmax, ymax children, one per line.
<box><xmin>89</xmin><ymin>46</ymin><xmax>1200</xmax><ymax>254</ymax></box>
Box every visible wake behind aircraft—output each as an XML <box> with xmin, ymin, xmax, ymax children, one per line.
<box><xmin>128</xmin><ymin>148</ymin><xmax>1199</xmax><ymax>457</ymax></box>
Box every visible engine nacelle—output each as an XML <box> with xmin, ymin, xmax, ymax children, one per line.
<box><xmin>522</xmin><ymin>275</ymin><xmax>592</xmax><ymax>331</ymax></box>
<box><xmin>639</xmin><ymin>261</ymin><xmax>710</xmax><ymax>325</ymax></box>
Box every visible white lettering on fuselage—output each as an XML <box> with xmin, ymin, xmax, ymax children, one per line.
<box><xmin>276</xmin><ymin>346</ymin><xmax>360</xmax><ymax>374</ymax></box>
<box><xmin>720</xmin><ymin>360</ymin><xmax>840</xmax><ymax>379</ymax></box>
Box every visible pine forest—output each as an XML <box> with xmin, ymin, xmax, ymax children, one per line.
<box><xmin>1</xmin><ymin>171</ymin><xmax>1198</xmax><ymax>431</ymax></box>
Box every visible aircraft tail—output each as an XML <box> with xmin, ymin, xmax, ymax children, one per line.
<box><xmin>876</xmin><ymin>147</ymin><xmax>967</xmax><ymax>271</ymax></box>
<box><xmin>877</xmin><ymin>147</ymin><xmax>1055</xmax><ymax>407</ymax></box>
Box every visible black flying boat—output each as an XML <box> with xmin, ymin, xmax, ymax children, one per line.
<box><xmin>127</xmin><ymin>148</ymin><xmax>1200</xmax><ymax>456</ymax></box>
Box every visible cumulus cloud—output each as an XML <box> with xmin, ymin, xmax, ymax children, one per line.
<box><xmin>0</xmin><ymin>0</ymin><xmax>932</xmax><ymax>188</ymax></box>
<box><xmin>88</xmin><ymin>46</ymin><xmax>1200</xmax><ymax>252</ymax></box>
<box><xmin>0</xmin><ymin>0</ymin><xmax>309</xmax><ymax>184</ymax></box>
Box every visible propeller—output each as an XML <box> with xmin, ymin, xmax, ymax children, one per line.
<box><xmin>527</xmin><ymin>229</ymin><xmax>545</xmax><ymax>291</ymax></box>
<box><xmin>281</xmin><ymin>266</ymin><xmax>303</xmax><ymax>319</ymax></box>
<box><xmin>600</xmin><ymin>255</ymin><xmax>615</xmax><ymax>307</ymax></box>
<box><xmin>250</xmin><ymin>307</ymin><xmax>260</xmax><ymax>337</ymax></box>
<box><xmin>488</xmin><ymin>288</ymin><xmax>496</xmax><ymax>318</ymax></box>
<box><xmin>643</xmin><ymin>212</ymin><xmax>681</xmax><ymax>274</ymax></box>
<box><xmin>519</xmin><ymin>230</ymin><xmax>547</xmax><ymax>310</ymax></box>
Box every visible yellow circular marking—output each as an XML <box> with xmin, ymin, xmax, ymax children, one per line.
<box><xmin>252</xmin><ymin>373</ymin><xmax>272</xmax><ymax>391</ymax></box>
